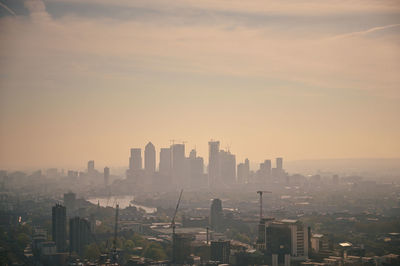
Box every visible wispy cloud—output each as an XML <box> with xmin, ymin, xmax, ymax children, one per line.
<box><xmin>332</xmin><ymin>24</ymin><xmax>400</xmax><ymax>39</ymax></box>
<box><xmin>0</xmin><ymin>1</ymin><xmax>16</xmax><ymax>16</ymax></box>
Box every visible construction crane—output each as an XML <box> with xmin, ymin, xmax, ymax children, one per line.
<box><xmin>257</xmin><ymin>191</ymin><xmax>272</xmax><ymax>221</ymax></box>
<box><xmin>171</xmin><ymin>189</ymin><xmax>183</xmax><ymax>264</ymax></box>
<box><xmin>112</xmin><ymin>204</ymin><xmax>119</xmax><ymax>263</ymax></box>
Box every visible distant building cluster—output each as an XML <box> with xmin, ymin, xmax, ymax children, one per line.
<box><xmin>123</xmin><ymin>140</ymin><xmax>286</xmax><ymax>189</ymax></box>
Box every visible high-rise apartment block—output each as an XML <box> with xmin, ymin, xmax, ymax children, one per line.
<box><xmin>210</xmin><ymin>198</ymin><xmax>223</xmax><ymax>232</ymax></box>
<box><xmin>69</xmin><ymin>217</ymin><xmax>91</xmax><ymax>256</ymax></box>
<box><xmin>52</xmin><ymin>204</ymin><xmax>67</xmax><ymax>252</ymax></box>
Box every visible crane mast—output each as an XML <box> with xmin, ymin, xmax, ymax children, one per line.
<box><xmin>257</xmin><ymin>191</ymin><xmax>271</xmax><ymax>221</ymax></box>
<box><xmin>112</xmin><ymin>204</ymin><xmax>119</xmax><ymax>262</ymax></box>
<box><xmin>171</xmin><ymin>189</ymin><xmax>183</xmax><ymax>264</ymax></box>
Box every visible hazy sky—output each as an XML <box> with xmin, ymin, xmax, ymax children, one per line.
<box><xmin>0</xmin><ymin>0</ymin><xmax>399</xmax><ymax>170</ymax></box>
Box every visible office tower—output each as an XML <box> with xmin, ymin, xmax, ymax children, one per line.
<box><xmin>69</xmin><ymin>217</ymin><xmax>91</xmax><ymax>256</ymax></box>
<box><xmin>257</xmin><ymin>219</ymin><xmax>309</xmax><ymax>261</ymax></box>
<box><xmin>208</xmin><ymin>141</ymin><xmax>220</xmax><ymax>185</ymax></box>
<box><xmin>171</xmin><ymin>144</ymin><xmax>185</xmax><ymax>184</ymax></box>
<box><xmin>264</xmin><ymin>160</ymin><xmax>272</xmax><ymax>176</ymax></box>
<box><xmin>210</xmin><ymin>198</ymin><xmax>223</xmax><ymax>232</ymax></box>
<box><xmin>245</xmin><ymin>158</ymin><xmax>249</xmax><ymax>170</ymax></box>
<box><xmin>144</xmin><ymin>142</ymin><xmax>156</xmax><ymax>174</ymax></box>
<box><xmin>219</xmin><ymin>150</ymin><xmax>236</xmax><ymax>185</ymax></box>
<box><xmin>237</xmin><ymin>158</ymin><xmax>250</xmax><ymax>184</ymax></box>
<box><xmin>276</xmin><ymin>157</ymin><xmax>283</xmax><ymax>170</ymax></box>
<box><xmin>52</xmin><ymin>204</ymin><xmax>67</xmax><ymax>252</ymax></box>
<box><xmin>129</xmin><ymin>148</ymin><xmax>142</xmax><ymax>170</ymax></box>
<box><xmin>159</xmin><ymin>148</ymin><xmax>171</xmax><ymax>175</ymax></box>
<box><xmin>63</xmin><ymin>192</ymin><xmax>76</xmax><ymax>216</ymax></box>
<box><xmin>104</xmin><ymin>167</ymin><xmax>110</xmax><ymax>186</ymax></box>
<box><xmin>258</xmin><ymin>159</ymin><xmax>272</xmax><ymax>182</ymax></box>
<box><xmin>210</xmin><ymin>240</ymin><xmax>231</xmax><ymax>264</ymax></box>
<box><xmin>87</xmin><ymin>160</ymin><xmax>95</xmax><ymax>175</ymax></box>
<box><xmin>189</xmin><ymin>149</ymin><xmax>204</xmax><ymax>188</ymax></box>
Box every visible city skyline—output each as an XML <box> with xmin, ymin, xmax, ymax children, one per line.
<box><xmin>1</xmin><ymin>137</ymin><xmax>400</xmax><ymax>170</ymax></box>
<box><xmin>0</xmin><ymin>1</ymin><xmax>399</xmax><ymax>265</ymax></box>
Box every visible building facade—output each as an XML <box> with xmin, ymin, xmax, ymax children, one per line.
<box><xmin>52</xmin><ymin>204</ymin><xmax>67</xmax><ymax>252</ymax></box>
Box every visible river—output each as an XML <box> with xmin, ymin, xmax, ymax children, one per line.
<box><xmin>87</xmin><ymin>195</ymin><xmax>157</xmax><ymax>213</ymax></box>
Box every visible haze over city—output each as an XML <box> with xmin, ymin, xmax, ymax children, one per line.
<box><xmin>0</xmin><ymin>1</ymin><xmax>400</xmax><ymax>266</ymax></box>
<box><xmin>1</xmin><ymin>0</ymin><xmax>400</xmax><ymax>170</ymax></box>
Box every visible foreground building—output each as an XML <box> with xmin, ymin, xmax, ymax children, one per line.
<box><xmin>257</xmin><ymin>218</ymin><xmax>309</xmax><ymax>263</ymax></box>
<box><xmin>52</xmin><ymin>204</ymin><xmax>67</xmax><ymax>252</ymax></box>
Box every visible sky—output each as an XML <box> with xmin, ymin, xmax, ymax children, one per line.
<box><xmin>0</xmin><ymin>0</ymin><xmax>399</xmax><ymax>170</ymax></box>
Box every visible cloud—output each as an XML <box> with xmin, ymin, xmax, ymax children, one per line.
<box><xmin>332</xmin><ymin>24</ymin><xmax>400</xmax><ymax>39</ymax></box>
<box><xmin>0</xmin><ymin>0</ymin><xmax>399</xmax><ymax>98</ymax></box>
<box><xmin>24</xmin><ymin>0</ymin><xmax>51</xmax><ymax>21</ymax></box>
<box><xmin>0</xmin><ymin>0</ymin><xmax>400</xmax><ymax>168</ymax></box>
<box><xmin>0</xmin><ymin>1</ymin><xmax>16</xmax><ymax>16</ymax></box>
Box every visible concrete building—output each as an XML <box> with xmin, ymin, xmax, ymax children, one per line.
<box><xmin>173</xmin><ymin>233</ymin><xmax>194</xmax><ymax>264</ymax></box>
<box><xmin>189</xmin><ymin>149</ymin><xmax>205</xmax><ymax>188</ymax></box>
<box><xmin>171</xmin><ymin>144</ymin><xmax>185</xmax><ymax>185</ymax></box>
<box><xmin>144</xmin><ymin>142</ymin><xmax>156</xmax><ymax>174</ymax></box>
<box><xmin>210</xmin><ymin>199</ymin><xmax>223</xmax><ymax>232</ymax></box>
<box><xmin>311</xmin><ymin>234</ymin><xmax>330</xmax><ymax>254</ymax></box>
<box><xmin>87</xmin><ymin>160</ymin><xmax>95</xmax><ymax>175</ymax></box>
<box><xmin>257</xmin><ymin>218</ymin><xmax>309</xmax><ymax>262</ymax></box>
<box><xmin>258</xmin><ymin>159</ymin><xmax>272</xmax><ymax>182</ymax></box>
<box><xmin>63</xmin><ymin>192</ymin><xmax>76</xmax><ymax>216</ymax></box>
<box><xmin>104</xmin><ymin>167</ymin><xmax>110</xmax><ymax>186</ymax></box>
<box><xmin>52</xmin><ymin>204</ymin><xmax>67</xmax><ymax>252</ymax></box>
<box><xmin>69</xmin><ymin>217</ymin><xmax>91</xmax><ymax>256</ymax></box>
<box><xmin>219</xmin><ymin>150</ymin><xmax>236</xmax><ymax>185</ymax></box>
<box><xmin>159</xmin><ymin>148</ymin><xmax>171</xmax><ymax>175</ymax></box>
<box><xmin>237</xmin><ymin>158</ymin><xmax>250</xmax><ymax>184</ymax></box>
<box><xmin>129</xmin><ymin>148</ymin><xmax>142</xmax><ymax>171</ymax></box>
<box><xmin>210</xmin><ymin>240</ymin><xmax>231</xmax><ymax>264</ymax></box>
<box><xmin>208</xmin><ymin>141</ymin><xmax>220</xmax><ymax>186</ymax></box>
<box><xmin>276</xmin><ymin>157</ymin><xmax>283</xmax><ymax>171</ymax></box>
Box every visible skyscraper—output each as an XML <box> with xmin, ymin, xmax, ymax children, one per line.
<box><xmin>258</xmin><ymin>159</ymin><xmax>272</xmax><ymax>182</ymax></box>
<box><xmin>63</xmin><ymin>192</ymin><xmax>76</xmax><ymax>216</ymax></box>
<box><xmin>276</xmin><ymin>157</ymin><xmax>283</xmax><ymax>170</ymax></box>
<box><xmin>189</xmin><ymin>149</ymin><xmax>204</xmax><ymax>188</ymax></box>
<box><xmin>144</xmin><ymin>142</ymin><xmax>156</xmax><ymax>174</ymax></box>
<box><xmin>273</xmin><ymin>157</ymin><xmax>284</xmax><ymax>179</ymax></box>
<box><xmin>264</xmin><ymin>159</ymin><xmax>272</xmax><ymax>176</ymax></box>
<box><xmin>52</xmin><ymin>204</ymin><xmax>67</xmax><ymax>252</ymax></box>
<box><xmin>87</xmin><ymin>160</ymin><xmax>95</xmax><ymax>175</ymax></box>
<box><xmin>219</xmin><ymin>150</ymin><xmax>236</xmax><ymax>185</ymax></box>
<box><xmin>208</xmin><ymin>141</ymin><xmax>220</xmax><ymax>186</ymax></box>
<box><xmin>69</xmin><ymin>217</ymin><xmax>91</xmax><ymax>256</ymax></box>
<box><xmin>159</xmin><ymin>148</ymin><xmax>171</xmax><ymax>175</ymax></box>
<box><xmin>104</xmin><ymin>167</ymin><xmax>110</xmax><ymax>186</ymax></box>
<box><xmin>237</xmin><ymin>158</ymin><xmax>250</xmax><ymax>184</ymax></box>
<box><xmin>129</xmin><ymin>148</ymin><xmax>142</xmax><ymax>170</ymax></box>
<box><xmin>171</xmin><ymin>144</ymin><xmax>185</xmax><ymax>184</ymax></box>
<box><xmin>210</xmin><ymin>198</ymin><xmax>223</xmax><ymax>232</ymax></box>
